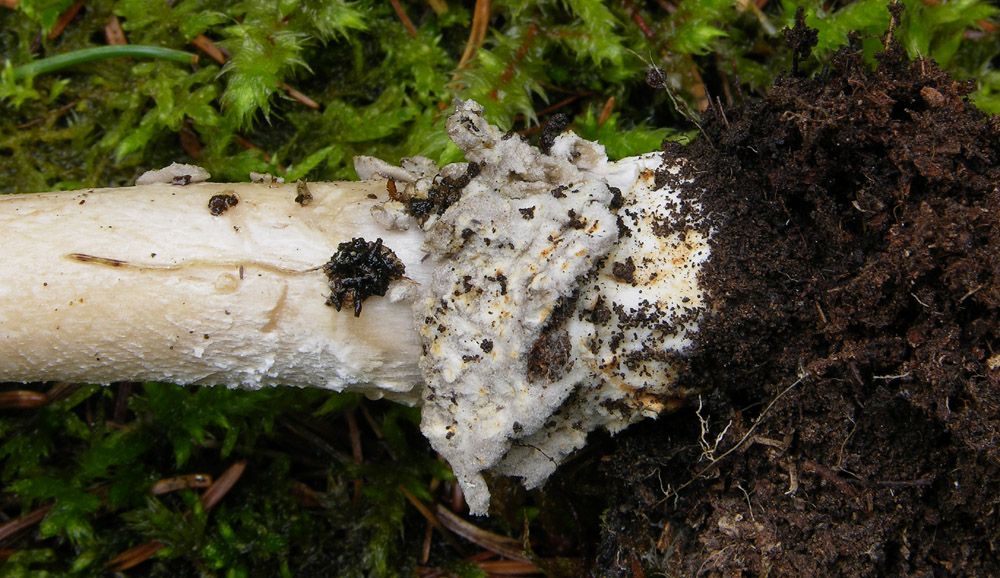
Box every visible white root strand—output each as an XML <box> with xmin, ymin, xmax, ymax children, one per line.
<box><xmin>0</xmin><ymin>180</ymin><xmax>427</xmax><ymax>403</ymax></box>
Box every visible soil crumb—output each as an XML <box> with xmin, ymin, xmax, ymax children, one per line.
<box><xmin>597</xmin><ymin>13</ymin><xmax>1000</xmax><ymax>578</ymax></box>
<box><xmin>323</xmin><ymin>237</ymin><xmax>405</xmax><ymax>317</ymax></box>
<box><xmin>207</xmin><ymin>192</ymin><xmax>239</xmax><ymax>216</ymax></box>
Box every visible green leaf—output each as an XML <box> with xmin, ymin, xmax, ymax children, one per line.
<box><xmin>75</xmin><ymin>429</ymin><xmax>154</xmax><ymax>482</ymax></box>
<box><xmin>0</xmin><ymin>61</ymin><xmax>41</xmax><ymax>107</ymax></box>
<box><xmin>8</xmin><ymin>478</ymin><xmax>100</xmax><ymax>544</ymax></box>
<box><xmin>322</xmin><ymin>87</ymin><xmax>416</xmax><ymax>143</ymax></box>
<box><xmin>458</xmin><ymin>25</ymin><xmax>549</xmax><ymax>127</ymax></box>
<box><xmin>178</xmin><ymin>10</ymin><xmax>229</xmax><ymax>41</ymax></box>
<box><xmin>0</xmin><ymin>549</ymin><xmax>58</xmax><ymax>577</ymax></box>
<box><xmin>898</xmin><ymin>0</ymin><xmax>999</xmax><ymax>68</ymax></box>
<box><xmin>313</xmin><ymin>392</ymin><xmax>362</xmax><ymax>416</ymax></box>
<box><xmin>112</xmin><ymin>62</ymin><xmax>221</xmax><ymax>160</ymax></box>
<box><xmin>970</xmin><ymin>70</ymin><xmax>1000</xmax><ymax>114</ymax></box>
<box><xmin>122</xmin><ymin>495</ymin><xmax>206</xmax><ymax>555</ymax></box>
<box><xmin>115</xmin><ymin>0</ymin><xmax>176</xmax><ymax>32</ymax></box>
<box><xmin>0</xmin><ymin>427</ymin><xmax>51</xmax><ymax>481</ymax></box>
<box><xmin>380</xmin><ymin>27</ymin><xmax>453</xmax><ymax>101</ymax></box>
<box><xmin>68</xmin><ymin>548</ymin><xmax>99</xmax><ymax>573</ymax></box>
<box><xmin>283</xmin><ymin>145</ymin><xmax>336</xmax><ymax>181</ymax></box>
<box><xmin>300</xmin><ymin>0</ymin><xmax>368</xmax><ymax>40</ymax></box>
<box><xmin>16</xmin><ymin>0</ymin><xmax>73</xmax><ymax>32</ymax></box>
<box><xmin>116</xmin><ymin>0</ymin><xmax>226</xmax><ymax>42</ymax></box>
<box><xmin>557</xmin><ymin>0</ymin><xmax>626</xmax><ymax>65</ymax></box>
<box><xmin>220</xmin><ymin>24</ymin><xmax>309</xmax><ymax>127</ymax></box>
<box><xmin>574</xmin><ymin>106</ymin><xmax>679</xmax><ymax>160</ymax></box>
<box><xmin>106</xmin><ymin>463</ymin><xmax>153</xmax><ymax>509</ymax></box>
<box><xmin>667</xmin><ymin>0</ymin><xmax>734</xmax><ymax>55</ymax></box>
<box><xmin>787</xmin><ymin>0</ymin><xmax>890</xmax><ymax>57</ymax></box>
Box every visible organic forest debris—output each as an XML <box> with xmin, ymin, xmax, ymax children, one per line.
<box><xmin>599</xmin><ymin>9</ymin><xmax>1000</xmax><ymax>577</ymax></box>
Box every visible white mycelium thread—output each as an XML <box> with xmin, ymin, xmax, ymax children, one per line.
<box><xmin>378</xmin><ymin>101</ymin><xmax>710</xmax><ymax>515</ymax></box>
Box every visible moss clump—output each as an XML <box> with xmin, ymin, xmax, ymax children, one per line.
<box><xmin>4</xmin><ymin>0</ymin><xmax>996</xmax><ymax>193</ymax></box>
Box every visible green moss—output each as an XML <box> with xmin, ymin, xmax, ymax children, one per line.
<box><xmin>3</xmin><ymin>0</ymin><xmax>996</xmax><ymax>192</ymax></box>
<box><xmin>0</xmin><ymin>384</ymin><xmax>444</xmax><ymax>575</ymax></box>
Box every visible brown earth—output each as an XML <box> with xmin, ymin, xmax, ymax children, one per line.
<box><xmin>593</xmin><ymin>10</ymin><xmax>1000</xmax><ymax>577</ymax></box>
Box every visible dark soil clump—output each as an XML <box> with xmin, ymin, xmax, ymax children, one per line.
<box><xmin>323</xmin><ymin>237</ymin><xmax>406</xmax><ymax>317</ymax></box>
<box><xmin>597</xmin><ymin>16</ymin><xmax>1000</xmax><ymax>578</ymax></box>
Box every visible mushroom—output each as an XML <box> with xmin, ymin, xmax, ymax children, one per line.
<box><xmin>0</xmin><ymin>175</ymin><xmax>427</xmax><ymax>403</ymax></box>
<box><xmin>0</xmin><ymin>101</ymin><xmax>708</xmax><ymax>515</ymax></box>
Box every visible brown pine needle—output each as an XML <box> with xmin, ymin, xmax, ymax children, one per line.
<box><xmin>597</xmin><ymin>96</ymin><xmax>615</xmax><ymax>126</ymax></box>
<box><xmin>689</xmin><ymin>62</ymin><xmax>710</xmax><ymax>112</ymax></box>
<box><xmin>150</xmin><ymin>473</ymin><xmax>214</xmax><ymax>495</ymax></box>
<box><xmin>534</xmin><ymin>95</ymin><xmax>578</xmax><ymax>117</ymax></box>
<box><xmin>346</xmin><ymin>411</ymin><xmax>363</xmax><ymax>463</ymax></box>
<box><xmin>104</xmin><ymin>541</ymin><xmax>166</xmax><ymax>571</ymax></box>
<box><xmin>44</xmin><ymin>382</ymin><xmax>77</xmax><ymax>403</ymax></box>
<box><xmin>421</xmin><ymin>522</ymin><xmax>434</xmax><ymax>563</ymax></box>
<box><xmin>347</xmin><ymin>410</ymin><xmax>364</xmax><ymax>506</ymax></box>
<box><xmin>104</xmin><ymin>14</ymin><xmax>127</xmax><ymax>46</ymax></box>
<box><xmin>399</xmin><ymin>486</ymin><xmax>445</xmax><ymax>531</ymax></box>
<box><xmin>621</xmin><ymin>0</ymin><xmax>656</xmax><ymax>40</ymax></box>
<box><xmin>281</xmin><ymin>82</ymin><xmax>320</xmax><ymax>109</ymax></box>
<box><xmin>0</xmin><ymin>505</ymin><xmax>51</xmax><ymax>543</ymax></box>
<box><xmin>427</xmin><ymin>0</ymin><xmax>448</xmax><ymax>15</ymax></box>
<box><xmin>434</xmin><ymin>504</ymin><xmax>529</xmax><ymax>563</ymax></box>
<box><xmin>190</xmin><ymin>34</ymin><xmax>228</xmax><ymax>65</ymax></box>
<box><xmin>290</xmin><ymin>480</ymin><xmax>324</xmax><ymax>507</ymax></box>
<box><xmin>200</xmin><ymin>460</ymin><xmax>247</xmax><ymax>510</ymax></box>
<box><xmin>457</xmin><ymin>0</ymin><xmax>491</xmax><ymax>70</ymax></box>
<box><xmin>47</xmin><ymin>0</ymin><xmax>85</xmax><ymax>40</ymax></box>
<box><xmin>112</xmin><ymin>382</ymin><xmax>133</xmax><ymax>423</ymax></box>
<box><xmin>399</xmin><ymin>486</ymin><xmax>467</xmax><ymax>554</ymax></box>
<box><xmin>0</xmin><ymin>390</ymin><xmax>48</xmax><ymax>409</ymax></box>
<box><xmin>179</xmin><ymin>124</ymin><xmax>203</xmax><ymax>159</ymax></box>
<box><xmin>106</xmin><ymin>461</ymin><xmax>247</xmax><ymax>571</ymax></box>
<box><xmin>478</xmin><ymin>559</ymin><xmax>544</xmax><ymax>576</ymax></box>
<box><xmin>390</xmin><ymin>0</ymin><xmax>418</xmax><ymax>37</ymax></box>
<box><xmin>654</xmin><ymin>0</ymin><xmax>677</xmax><ymax>14</ymax></box>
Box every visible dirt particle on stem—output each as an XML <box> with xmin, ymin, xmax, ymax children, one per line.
<box><xmin>294</xmin><ymin>180</ymin><xmax>313</xmax><ymax>206</ymax></box>
<box><xmin>406</xmin><ymin>162</ymin><xmax>481</xmax><ymax>223</ymax></box>
<box><xmin>526</xmin><ymin>328</ymin><xmax>571</xmax><ymax>382</ymax></box>
<box><xmin>323</xmin><ymin>237</ymin><xmax>406</xmax><ymax>317</ymax></box>
<box><xmin>540</xmin><ymin>113</ymin><xmax>570</xmax><ymax>154</ymax></box>
<box><xmin>207</xmin><ymin>192</ymin><xmax>239</xmax><ymax>216</ymax></box>
<box><xmin>526</xmin><ymin>294</ymin><xmax>577</xmax><ymax>382</ymax></box>
<box><xmin>611</xmin><ymin>257</ymin><xmax>636</xmax><ymax>284</ymax></box>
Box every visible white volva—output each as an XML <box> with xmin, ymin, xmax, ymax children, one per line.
<box><xmin>0</xmin><ymin>102</ymin><xmax>709</xmax><ymax>515</ymax></box>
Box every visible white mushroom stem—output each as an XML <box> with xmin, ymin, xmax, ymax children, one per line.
<box><xmin>0</xmin><ymin>179</ymin><xmax>428</xmax><ymax>403</ymax></box>
<box><xmin>1</xmin><ymin>101</ymin><xmax>710</xmax><ymax>515</ymax></box>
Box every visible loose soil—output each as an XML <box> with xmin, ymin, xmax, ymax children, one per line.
<box><xmin>593</xmin><ymin>13</ymin><xmax>1000</xmax><ymax>578</ymax></box>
